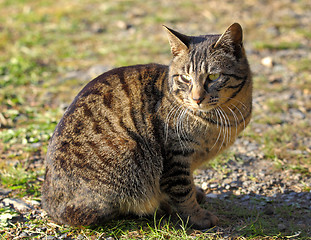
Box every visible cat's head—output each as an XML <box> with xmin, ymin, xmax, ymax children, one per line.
<box><xmin>164</xmin><ymin>23</ymin><xmax>251</xmax><ymax>112</ymax></box>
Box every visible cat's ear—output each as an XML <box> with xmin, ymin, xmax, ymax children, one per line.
<box><xmin>163</xmin><ymin>26</ymin><xmax>190</xmax><ymax>57</ymax></box>
<box><xmin>214</xmin><ymin>22</ymin><xmax>243</xmax><ymax>48</ymax></box>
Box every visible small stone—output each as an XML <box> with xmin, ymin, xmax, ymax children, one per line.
<box><xmin>105</xmin><ymin>237</ymin><xmax>114</xmax><ymax>240</ymax></box>
<box><xmin>242</xmin><ymin>181</ymin><xmax>251</xmax><ymax>187</ymax></box>
<box><xmin>59</xmin><ymin>233</ymin><xmax>68</xmax><ymax>239</ymax></box>
<box><xmin>268</xmin><ymin>75</ymin><xmax>282</xmax><ymax>84</ymax></box>
<box><xmin>209</xmin><ymin>183</ymin><xmax>218</xmax><ymax>188</ymax></box>
<box><xmin>289</xmin><ymin>109</ymin><xmax>305</xmax><ymax>119</ymax></box>
<box><xmin>30</xmin><ymin>142</ymin><xmax>42</xmax><ymax>149</ymax></box>
<box><xmin>116</xmin><ymin>20</ymin><xmax>128</xmax><ymax>29</ymax></box>
<box><xmin>230</xmin><ymin>181</ymin><xmax>240</xmax><ymax>188</ymax></box>
<box><xmin>45</xmin><ymin>236</ymin><xmax>57</xmax><ymax>240</ymax></box>
<box><xmin>28</xmin><ymin>200</ymin><xmax>41</xmax><ymax>206</ymax></box>
<box><xmin>201</xmin><ymin>182</ymin><xmax>208</xmax><ymax>190</ymax></box>
<box><xmin>294</xmin><ymin>175</ymin><xmax>302</xmax><ymax>181</ymax></box>
<box><xmin>261</xmin><ymin>56</ymin><xmax>273</xmax><ymax>68</ymax></box>
<box><xmin>91</xmin><ymin>23</ymin><xmax>105</xmax><ymax>33</ymax></box>
<box><xmin>19</xmin><ymin>232</ymin><xmax>29</xmax><ymax>238</ymax></box>
<box><xmin>206</xmin><ymin>193</ymin><xmax>218</xmax><ymax>199</ymax></box>
<box><xmin>2</xmin><ymin>198</ymin><xmax>33</xmax><ymax>212</ymax></box>
<box><xmin>0</xmin><ymin>188</ymin><xmax>12</xmax><ymax>197</ymax></box>
<box><xmin>223</xmin><ymin>178</ymin><xmax>231</xmax><ymax>185</ymax></box>
<box><xmin>77</xmin><ymin>234</ymin><xmax>85</xmax><ymax>239</ymax></box>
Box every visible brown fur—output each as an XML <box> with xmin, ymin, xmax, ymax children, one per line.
<box><xmin>42</xmin><ymin>23</ymin><xmax>252</xmax><ymax>230</ymax></box>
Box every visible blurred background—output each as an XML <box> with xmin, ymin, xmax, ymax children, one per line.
<box><xmin>0</xmin><ymin>0</ymin><xmax>310</xmax><ymax>238</ymax></box>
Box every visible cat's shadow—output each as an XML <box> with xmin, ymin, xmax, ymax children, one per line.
<box><xmin>89</xmin><ymin>190</ymin><xmax>310</xmax><ymax>237</ymax></box>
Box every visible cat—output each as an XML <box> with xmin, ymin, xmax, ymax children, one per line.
<box><xmin>42</xmin><ymin>23</ymin><xmax>252</xmax><ymax>230</ymax></box>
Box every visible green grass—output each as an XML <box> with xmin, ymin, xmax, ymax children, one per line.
<box><xmin>0</xmin><ymin>164</ymin><xmax>43</xmax><ymax>198</ymax></box>
<box><xmin>253</xmin><ymin>41</ymin><xmax>302</xmax><ymax>51</ymax></box>
<box><xmin>0</xmin><ymin>216</ymin><xmax>221</xmax><ymax>239</ymax></box>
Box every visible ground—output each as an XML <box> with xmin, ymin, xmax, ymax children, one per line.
<box><xmin>0</xmin><ymin>0</ymin><xmax>310</xmax><ymax>239</ymax></box>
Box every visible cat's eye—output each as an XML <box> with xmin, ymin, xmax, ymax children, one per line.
<box><xmin>180</xmin><ymin>74</ymin><xmax>192</xmax><ymax>84</ymax></box>
<box><xmin>207</xmin><ymin>73</ymin><xmax>220</xmax><ymax>82</ymax></box>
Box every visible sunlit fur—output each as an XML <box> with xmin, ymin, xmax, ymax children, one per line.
<box><xmin>42</xmin><ymin>23</ymin><xmax>252</xmax><ymax>230</ymax></box>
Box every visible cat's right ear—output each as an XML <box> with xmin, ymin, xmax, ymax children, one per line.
<box><xmin>214</xmin><ymin>23</ymin><xmax>243</xmax><ymax>48</ymax></box>
<box><xmin>163</xmin><ymin>26</ymin><xmax>190</xmax><ymax>57</ymax></box>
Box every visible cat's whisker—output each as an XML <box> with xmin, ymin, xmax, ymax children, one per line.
<box><xmin>223</xmin><ymin>108</ymin><xmax>232</xmax><ymax>144</ymax></box>
<box><xmin>213</xmin><ymin>108</ymin><xmax>220</xmax><ymax>129</ymax></box>
<box><xmin>218</xmin><ymin>106</ymin><xmax>231</xmax><ymax>144</ymax></box>
<box><xmin>215</xmin><ymin>107</ymin><xmax>226</xmax><ymax>153</ymax></box>
<box><xmin>216</xmin><ymin>107</ymin><xmax>227</xmax><ymax>143</ymax></box>
<box><xmin>206</xmin><ymin>109</ymin><xmax>217</xmax><ymax>127</ymax></box>
<box><xmin>225</xmin><ymin>110</ymin><xmax>232</xmax><ymax>144</ymax></box>
<box><xmin>217</xmin><ymin>108</ymin><xmax>227</xmax><ymax>152</ymax></box>
<box><xmin>210</xmin><ymin>108</ymin><xmax>222</xmax><ymax>151</ymax></box>
<box><xmin>219</xmin><ymin>96</ymin><xmax>248</xmax><ymax>110</ymax></box>
<box><xmin>226</xmin><ymin>105</ymin><xmax>238</xmax><ymax>138</ymax></box>
<box><xmin>231</xmin><ymin>103</ymin><xmax>246</xmax><ymax>131</ymax></box>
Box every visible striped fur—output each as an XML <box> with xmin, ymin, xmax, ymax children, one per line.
<box><xmin>42</xmin><ymin>23</ymin><xmax>252</xmax><ymax>229</ymax></box>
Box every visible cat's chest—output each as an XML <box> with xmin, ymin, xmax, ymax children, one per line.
<box><xmin>189</xmin><ymin>122</ymin><xmax>237</xmax><ymax>172</ymax></box>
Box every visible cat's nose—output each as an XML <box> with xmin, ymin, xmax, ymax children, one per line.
<box><xmin>193</xmin><ymin>96</ymin><xmax>205</xmax><ymax>105</ymax></box>
<box><xmin>191</xmin><ymin>86</ymin><xmax>205</xmax><ymax>105</ymax></box>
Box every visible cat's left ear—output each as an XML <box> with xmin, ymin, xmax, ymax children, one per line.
<box><xmin>214</xmin><ymin>22</ymin><xmax>243</xmax><ymax>48</ymax></box>
<box><xmin>163</xmin><ymin>26</ymin><xmax>190</xmax><ymax>57</ymax></box>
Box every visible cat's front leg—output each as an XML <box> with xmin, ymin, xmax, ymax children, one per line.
<box><xmin>160</xmin><ymin>159</ymin><xmax>218</xmax><ymax>230</ymax></box>
<box><xmin>196</xmin><ymin>186</ymin><xmax>207</xmax><ymax>204</ymax></box>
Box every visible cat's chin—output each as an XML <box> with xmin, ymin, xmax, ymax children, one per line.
<box><xmin>189</xmin><ymin>104</ymin><xmax>216</xmax><ymax>113</ymax></box>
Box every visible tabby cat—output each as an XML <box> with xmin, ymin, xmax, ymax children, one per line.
<box><xmin>42</xmin><ymin>23</ymin><xmax>252</xmax><ymax>230</ymax></box>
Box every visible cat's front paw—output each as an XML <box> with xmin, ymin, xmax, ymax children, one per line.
<box><xmin>188</xmin><ymin>209</ymin><xmax>218</xmax><ymax>230</ymax></box>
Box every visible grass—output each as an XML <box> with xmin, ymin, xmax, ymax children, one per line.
<box><xmin>253</xmin><ymin>41</ymin><xmax>302</xmax><ymax>51</ymax></box>
<box><xmin>0</xmin><ymin>217</ymin><xmax>221</xmax><ymax>239</ymax></box>
<box><xmin>0</xmin><ymin>0</ymin><xmax>310</xmax><ymax>239</ymax></box>
<box><xmin>0</xmin><ymin>164</ymin><xmax>43</xmax><ymax>198</ymax></box>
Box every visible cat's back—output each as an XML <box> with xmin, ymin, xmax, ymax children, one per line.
<box><xmin>46</xmin><ymin>63</ymin><xmax>168</xmax><ymax>173</ymax></box>
<box><xmin>63</xmin><ymin>63</ymin><xmax>168</xmax><ymax>119</ymax></box>
<box><xmin>52</xmin><ymin>63</ymin><xmax>167</xmax><ymax>133</ymax></box>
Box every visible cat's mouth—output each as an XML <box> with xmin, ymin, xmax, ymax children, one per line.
<box><xmin>187</xmin><ymin>96</ymin><xmax>220</xmax><ymax>112</ymax></box>
<box><xmin>188</xmin><ymin>102</ymin><xmax>219</xmax><ymax>113</ymax></box>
